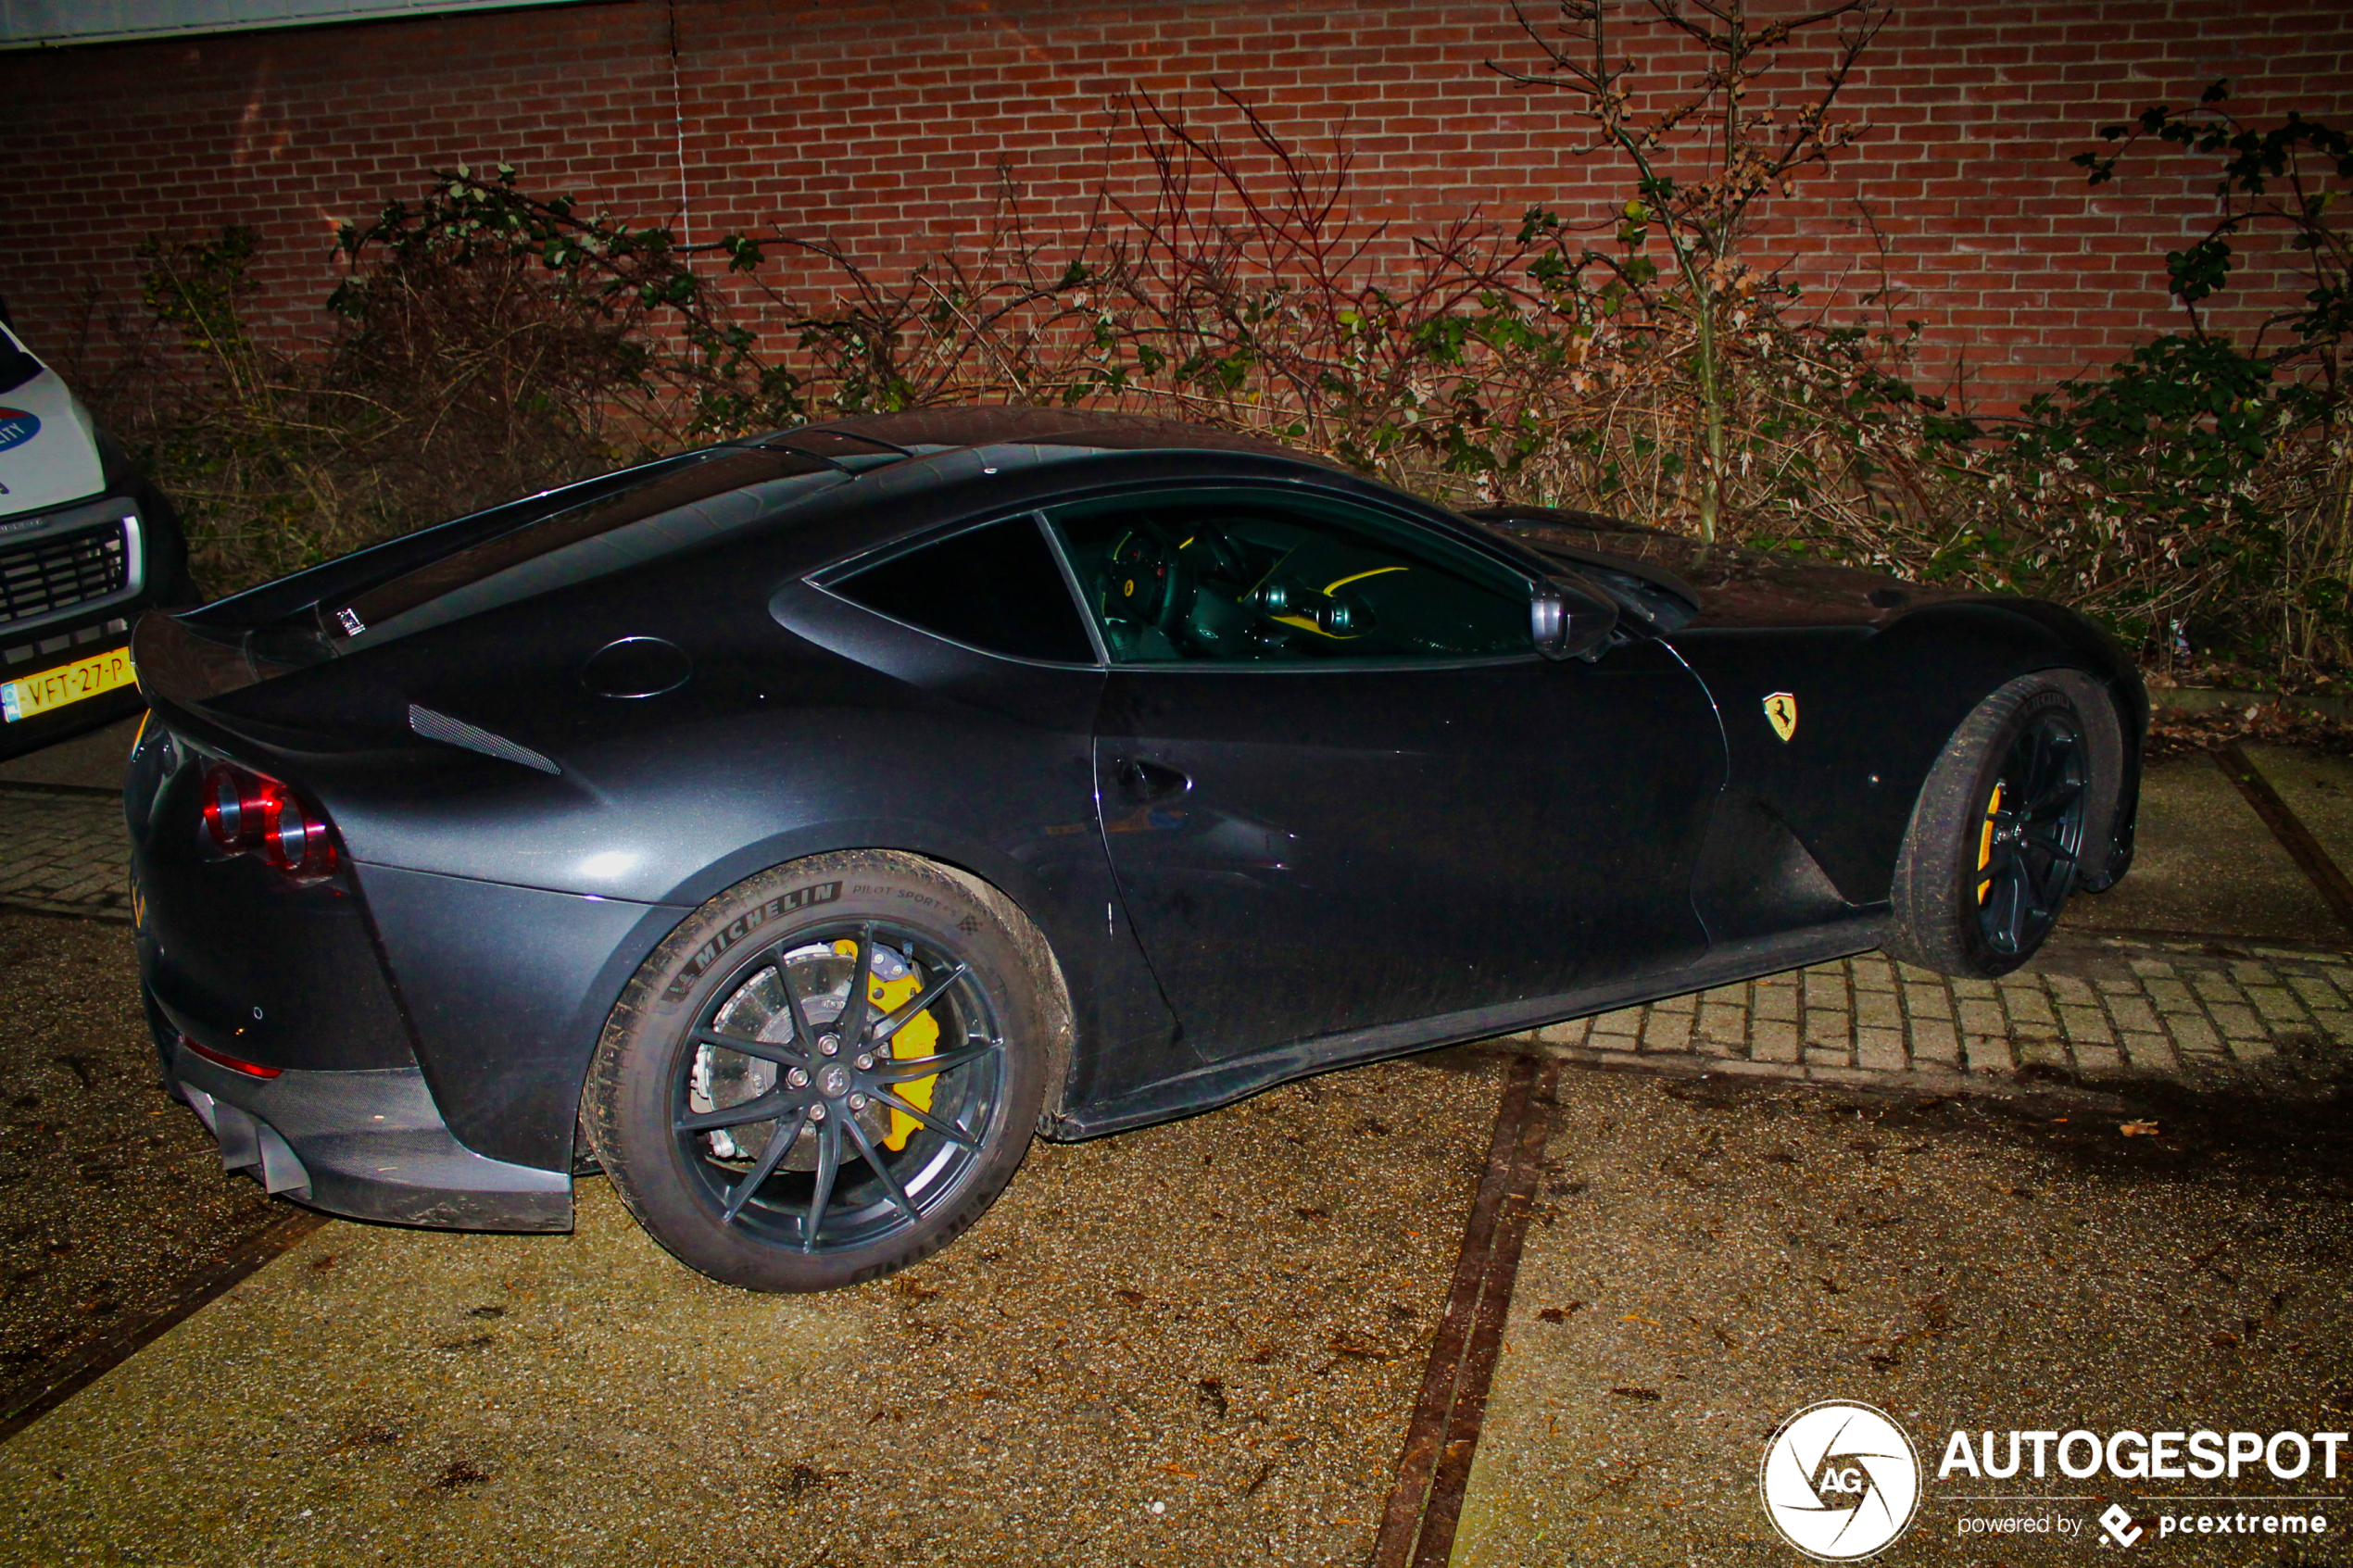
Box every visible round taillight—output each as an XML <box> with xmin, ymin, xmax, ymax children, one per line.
<box><xmin>199</xmin><ymin>759</ymin><xmax>337</xmax><ymax>880</ymax></box>
<box><xmin>201</xmin><ymin>763</ymin><xmax>261</xmax><ymax>851</ymax></box>
<box><xmin>260</xmin><ymin>786</ymin><xmax>337</xmax><ymax>878</ymax></box>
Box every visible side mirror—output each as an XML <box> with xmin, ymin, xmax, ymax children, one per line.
<box><xmin>1531</xmin><ymin>574</ymin><xmax>1618</xmax><ymax>662</ymax></box>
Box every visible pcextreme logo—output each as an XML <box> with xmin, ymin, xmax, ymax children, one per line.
<box><xmin>1760</xmin><ymin>1400</ymin><xmax>1923</xmax><ymax>1561</ymax></box>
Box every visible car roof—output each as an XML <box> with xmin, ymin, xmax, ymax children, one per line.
<box><xmin>160</xmin><ymin>405</ymin><xmax>1388</xmax><ymax>674</ymax></box>
<box><xmin>744</xmin><ymin>404</ymin><xmax>1334</xmax><ymax>468</ymax></box>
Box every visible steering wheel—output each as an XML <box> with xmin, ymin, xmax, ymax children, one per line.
<box><xmin>1178</xmin><ymin>523</ymin><xmax>1251</xmax><ymax>586</ymax></box>
<box><xmin>1104</xmin><ymin>521</ymin><xmax>1194</xmax><ymax>635</ymax></box>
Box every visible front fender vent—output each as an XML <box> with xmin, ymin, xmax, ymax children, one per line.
<box><xmin>407</xmin><ymin>704</ymin><xmax>560</xmax><ymax>775</ymax></box>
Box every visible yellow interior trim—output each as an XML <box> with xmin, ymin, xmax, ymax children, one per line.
<box><xmin>1268</xmin><ymin>613</ymin><xmax>1358</xmax><ymax>641</ymax></box>
<box><xmin>1323</xmin><ymin>566</ymin><xmax>1408</xmax><ymax>594</ymax></box>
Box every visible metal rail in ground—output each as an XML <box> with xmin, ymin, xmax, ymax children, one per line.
<box><xmin>1372</xmin><ymin>1054</ymin><xmax>1560</xmax><ymax>1568</ymax></box>
<box><xmin>2216</xmin><ymin>742</ymin><xmax>2353</xmax><ymax>937</ymax></box>
<box><xmin>0</xmin><ymin>1209</ymin><xmax>323</xmax><ymax>1444</ymax></box>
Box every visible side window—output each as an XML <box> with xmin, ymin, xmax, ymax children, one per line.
<box><xmin>833</xmin><ymin>515</ymin><xmax>1097</xmax><ymax>664</ymax></box>
<box><xmin>1048</xmin><ymin>489</ymin><xmax>1531</xmax><ymax>664</ymax></box>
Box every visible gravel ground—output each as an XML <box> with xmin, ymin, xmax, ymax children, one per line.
<box><xmin>0</xmin><ymin>1049</ymin><xmax>1505</xmax><ymax>1567</ymax></box>
<box><xmin>1452</xmin><ymin>1065</ymin><xmax>2353</xmax><ymax>1566</ymax></box>
<box><xmin>0</xmin><ymin>911</ymin><xmax>286</xmax><ymax>1422</ymax></box>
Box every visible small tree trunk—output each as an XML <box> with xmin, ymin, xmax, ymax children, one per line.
<box><xmin>1693</xmin><ymin>303</ymin><xmax>1726</xmax><ymax>543</ymax></box>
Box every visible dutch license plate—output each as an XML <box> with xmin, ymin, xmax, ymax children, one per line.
<box><xmin>1</xmin><ymin>646</ymin><xmax>137</xmax><ymax>723</ymax></box>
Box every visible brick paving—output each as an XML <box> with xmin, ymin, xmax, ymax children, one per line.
<box><xmin>1510</xmin><ymin>935</ymin><xmax>2353</xmax><ymax>1090</ymax></box>
<box><xmin>0</xmin><ymin>786</ymin><xmax>130</xmax><ymax>922</ymax></box>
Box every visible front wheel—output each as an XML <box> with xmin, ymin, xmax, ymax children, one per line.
<box><xmin>1885</xmin><ymin>673</ymin><xmax>2118</xmax><ymax>978</ymax></box>
<box><xmin>585</xmin><ymin>851</ymin><xmax>1054</xmax><ymax>1292</ymax></box>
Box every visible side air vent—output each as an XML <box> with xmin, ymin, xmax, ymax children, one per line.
<box><xmin>408</xmin><ymin>704</ymin><xmax>560</xmax><ymax>775</ymax></box>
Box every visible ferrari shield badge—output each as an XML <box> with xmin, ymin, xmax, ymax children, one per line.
<box><xmin>1763</xmin><ymin>691</ymin><xmax>1799</xmax><ymax>743</ymax></box>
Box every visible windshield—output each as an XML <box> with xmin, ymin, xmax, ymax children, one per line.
<box><xmin>1513</xmin><ymin>539</ymin><xmax>1698</xmax><ymax>631</ymax></box>
<box><xmin>0</xmin><ymin>324</ymin><xmax>44</xmax><ymax>397</ymax></box>
<box><xmin>1465</xmin><ymin>511</ymin><xmax>1701</xmax><ymax>630</ymax></box>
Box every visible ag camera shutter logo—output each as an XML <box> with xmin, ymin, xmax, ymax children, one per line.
<box><xmin>1760</xmin><ymin>1400</ymin><xmax>1922</xmax><ymax>1560</ymax></box>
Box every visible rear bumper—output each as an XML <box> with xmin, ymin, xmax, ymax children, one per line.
<box><xmin>168</xmin><ymin>1035</ymin><xmax>573</xmax><ymax>1233</ymax></box>
<box><xmin>128</xmin><ymin>712</ymin><xmax>675</xmax><ymax>1193</ymax></box>
<box><xmin>131</xmin><ymin>709</ymin><xmax>579</xmax><ymax>1232</ymax></box>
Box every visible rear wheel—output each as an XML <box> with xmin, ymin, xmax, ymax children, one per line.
<box><xmin>1886</xmin><ymin>674</ymin><xmax>2115</xmax><ymax>978</ymax></box>
<box><xmin>585</xmin><ymin>851</ymin><xmax>1053</xmax><ymax>1292</ymax></box>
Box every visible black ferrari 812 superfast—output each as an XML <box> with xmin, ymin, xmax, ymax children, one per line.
<box><xmin>124</xmin><ymin>407</ymin><xmax>2142</xmax><ymax>1290</ymax></box>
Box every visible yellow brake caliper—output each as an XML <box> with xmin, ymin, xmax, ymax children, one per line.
<box><xmin>839</xmin><ymin>940</ymin><xmax>940</xmax><ymax>1152</ymax></box>
<box><xmin>1976</xmin><ymin>782</ymin><xmax>2005</xmax><ymax>905</ymax></box>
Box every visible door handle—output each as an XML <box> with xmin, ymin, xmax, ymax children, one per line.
<box><xmin>1116</xmin><ymin>758</ymin><xmax>1191</xmax><ymax>802</ymax></box>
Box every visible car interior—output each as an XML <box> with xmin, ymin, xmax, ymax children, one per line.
<box><xmin>1049</xmin><ymin>490</ymin><xmax>1531</xmax><ymax>663</ymax></box>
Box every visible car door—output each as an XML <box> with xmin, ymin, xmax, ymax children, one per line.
<box><xmin>1049</xmin><ymin>483</ymin><xmax>1725</xmax><ymax>1061</ymax></box>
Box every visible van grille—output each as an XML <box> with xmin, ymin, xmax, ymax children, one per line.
<box><xmin>0</xmin><ymin>520</ymin><xmax>129</xmax><ymax>629</ymax></box>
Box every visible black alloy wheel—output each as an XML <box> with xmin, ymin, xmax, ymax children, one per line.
<box><xmin>1972</xmin><ymin>707</ymin><xmax>2089</xmax><ymax>958</ymax></box>
<box><xmin>675</xmin><ymin>920</ymin><xmax>1003</xmax><ymax>1253</ymax></box>
<box><xmin>1887</xmin><ymin>674</ymin><xmax>2114</xmax><ymax>979</ymax></box>
<box><xmin>588</xmin><ymin>851</ymin><xmax>1052</xmax><ymax>1292</ymax></box>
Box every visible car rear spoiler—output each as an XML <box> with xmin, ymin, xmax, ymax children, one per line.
<box><xmin>130</xmin><ymin>609</ymin><xmax>311</xmax><ymax>708</ymax></box>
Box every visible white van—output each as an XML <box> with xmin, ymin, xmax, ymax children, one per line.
<box><xmin>0</xmin><ymin>315</ymin><xmax>195</xmax><ymax>758</ymax></box>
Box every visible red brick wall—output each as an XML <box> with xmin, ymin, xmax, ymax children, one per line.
<box><xmin>5</xmin><ymin>0</ymin><xmax>2347</xmax><ymax>411</ymax></box>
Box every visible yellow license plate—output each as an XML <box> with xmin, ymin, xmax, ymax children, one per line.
<box><xmin>1</xmin><ymin>646</ymin><xmax>137</xmax><ymax>723</ymax></box>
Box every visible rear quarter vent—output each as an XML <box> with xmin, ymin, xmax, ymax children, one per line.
<box><xmin>408</xmin><ymin>704</ymin><xmax>561</xmax><ymax>774</ymax></box>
